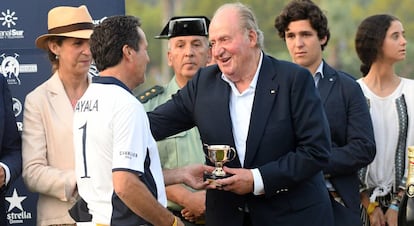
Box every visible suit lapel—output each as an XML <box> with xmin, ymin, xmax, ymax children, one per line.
<box><xmin>46</xmin><ymin>73</ymin><xmax>74</xmax><ymax>130</ymax></box>
<box><xmin>318</xmin><ymin>63</ymin><xmax>337</xmax><ymax>104</ymax></box>
<box><xmin>244</xmin><ymin>55</ymin><xmax>279</xmax><ymax>167</ymax></box>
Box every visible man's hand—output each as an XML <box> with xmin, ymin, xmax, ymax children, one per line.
<box><xmin>180</xmin><ymin>190</ymin><xmax>206</xmax><ymax>222</ymax></box>
<box><xmin>163</xmin><ymin>164</ymin><xmax>215</xmax><ymax>189</ymax></box>
<box><xmin>209</xmin><ymin>167</ymin><xmax>254</xmax><ymax>195</ymax></box>
<box><xmin>181</xmin><ymin>164</ymin><xmax>214</xmax><ymax>190</ymax></box>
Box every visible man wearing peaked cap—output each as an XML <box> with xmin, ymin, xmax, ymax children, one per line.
<box><xmin>139</xmin><ymin>16</ymin><xmax>212</xmax><ymax>226</ymax></box>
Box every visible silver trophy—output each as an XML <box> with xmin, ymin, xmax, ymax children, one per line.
<box><xmin>204</xmin><ymin>144</ymin><xmax>236</xmax><ymax>180</ymax></box>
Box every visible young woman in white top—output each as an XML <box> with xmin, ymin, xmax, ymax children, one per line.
<box><xmin>355</xmin><ymin>14</ymin><xmax>414</xmax><ymax>226</ymax></box>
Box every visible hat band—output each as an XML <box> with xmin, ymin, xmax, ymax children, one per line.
<box><xmin>48</xmin><ymin>22</ymin><xmax>94</xmax><ymax>35</ymax></box>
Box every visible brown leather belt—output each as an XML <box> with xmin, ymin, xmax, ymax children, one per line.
<box><xmin>329</xmin><ymin>191</ymin><xmax>341</xmax><ymax>198</ymax></box>
<box><xmin>329</xmin><ymin>191</ymin><xmax>346</xmax><ymax>206</ymax></box>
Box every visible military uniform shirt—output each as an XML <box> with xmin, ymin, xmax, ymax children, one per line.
<box><xmin>144</xmin><ymin>76</ymin><xmax>205</xmax><ymax>211</ymax></box>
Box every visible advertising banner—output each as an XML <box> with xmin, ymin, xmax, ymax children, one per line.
<box><xmin>0</xmin><ymin>1</ymin><xmax>125</xmax><ymax>225</ymax></box>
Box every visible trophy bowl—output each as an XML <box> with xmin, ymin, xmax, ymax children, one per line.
<box><xmin>203</xmin><ymin>144</ymin><xmax>236</xmax><ymax>182</ymax></box>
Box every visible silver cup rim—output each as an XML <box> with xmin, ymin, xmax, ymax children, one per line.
<box><xmin>206</xmin><ymin>144</ymin><xmax>231</xmax><ymax>150</ymax></box>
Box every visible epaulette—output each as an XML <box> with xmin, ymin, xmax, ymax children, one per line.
<box><xmin>137</xmin><ymin>85</ymin><xmax>164</xmax><ymax>103</ymax></box>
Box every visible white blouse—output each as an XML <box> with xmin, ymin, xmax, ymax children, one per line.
<box><xmin>358</xmin><ymin>77</ymin><xmax>414</xmax><ymax>200</ymax></box>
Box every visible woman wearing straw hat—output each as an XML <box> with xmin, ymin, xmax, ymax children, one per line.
<box><xmin>22</xmin><ymin>5</ymin><xmax>94</xmax><ymax>226</ymax></box>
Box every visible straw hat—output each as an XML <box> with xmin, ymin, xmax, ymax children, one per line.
<box><xmin>35</xmin><ymin>5</ymin><xmax>94</xmax><ymax>50</ymax></box>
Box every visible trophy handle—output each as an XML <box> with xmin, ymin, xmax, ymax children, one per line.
<box><xmin>228</xmin><ymin>147</ymin><xmax>237</xmax><ymax>162</ymax></box>
<box><xmin>203</xmin><ymin>143</ymin><xmax>210</xmax><ymax>161</ymax></box>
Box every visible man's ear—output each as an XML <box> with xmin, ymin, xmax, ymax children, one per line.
<box><xmin>207</xmin><ymin>47</ymin><xmax>213</xmax><ymax>64</ymax></box>
<box><xmin>320</xmin><ymin>36</ymin><xmax>328</xmax><ymax>46</ymax></box>
<box><xmin>248</xmin><ymin>29</ymin><xmax>258</xmax><ymax>48</ymax></box>
<box><xmin>167</xmin><ymin>50</ymin><xmax>173</xmax><ymax>67</ymax></box>
<box><xmin>122</xmin><ymin>45</ymin><xmax>132</xmax><ymax>60</ymax></box>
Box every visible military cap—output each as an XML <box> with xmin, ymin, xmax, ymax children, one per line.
<box><xmin>155</xmin><ymin>16</ymin><xmax>210</xmax><ymax>39</ymax></box>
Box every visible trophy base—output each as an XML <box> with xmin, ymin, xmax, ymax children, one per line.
<box><xmin>204</xmin><ymin>172</ymin><xmax>233</xmax><ymax>186</ymax></box>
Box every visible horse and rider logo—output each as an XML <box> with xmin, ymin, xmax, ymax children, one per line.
<box><xmin>1</xmin><ymin>53</ymin><xmax>20</xmax><ymax>85</ymax></box>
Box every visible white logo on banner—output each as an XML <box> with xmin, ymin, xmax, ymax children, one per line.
<box><xmin>6</xmin><ymin>189</ymin><xmax>26</xmax><ymax>211</ymax></box>
<box><xmin>0</xmin><ymin>9</ymin><xmax>17</xmax><ymax>28</ymax></box>
<box><xmin>5</xmin><ymin>189</ymin><xmax>33</xmax><ymax>224</ymax></box>
<box><xmin>0</xmin><ymin>53</ymin><xmax>37</xmax><ymax>85</ymax></box>
<box><xmin>12</xmin><ymin>97</ymin><xmax>22</xmax><ymax>117</ymax></box>
<box><xmin>0</xmin><ymin>9</ymin><xmax>24</xmax><ymax>39</ymax></box>
<box><xmin>12</xmin><ymin>97</ymin><xmax>23</xmax><ymax>131</ymax></box>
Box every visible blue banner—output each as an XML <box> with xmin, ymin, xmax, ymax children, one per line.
<box><xmin>0</xmin><ymin>1</ymin><xmax>125</xmax><ymax>225</ymax></box>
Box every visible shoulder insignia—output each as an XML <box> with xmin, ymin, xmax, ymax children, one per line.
<box><xmin>137</xmin><ymin>85</ymin><xmax>164</xmax><ymax>103</ymax></box>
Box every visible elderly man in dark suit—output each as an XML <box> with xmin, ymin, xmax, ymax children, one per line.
<box><xmin>0</xmin><ymin>75</ymin><xmax>22</xmax><ymax>225</ymax></box>
<box><xmin>148</xmin><ymin>2</ymin><xmax>334</xmax><ymax>226</ymax></box>
<box><xmin>274</xmin><ymin>1</ymin><xmax>376</xmax><ymax>226</ymax></box>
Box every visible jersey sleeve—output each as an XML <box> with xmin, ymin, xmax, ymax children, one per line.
<box><xmin>112</xmin><ymin>102</ymin><xmax>155</xmax><ymax>174</ymax></box>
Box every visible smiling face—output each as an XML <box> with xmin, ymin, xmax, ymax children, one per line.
<box><xmin>209</xmin><ymin>7</ymin><xmax>258</xmax><ymax>83</ymax></box>
<box><xmin>284</xmin><ymin>19</ymin><xmax>326</xmax><ymax>73</ymax></box>
<box><xmin>380</xmin><ymin>20</ymin><xmax>407</xmax><ymax>63</ymax></box>
<box><xmin>167</xmin><ymin>35</ymin><xmax>210</xmax><ymax>86</ymax></box>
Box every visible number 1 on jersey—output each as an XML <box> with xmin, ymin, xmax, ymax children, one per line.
<box><xmin>79</xmin><ymin>122</ymin><xmax>90</xmax><ymax>178</ymax></box>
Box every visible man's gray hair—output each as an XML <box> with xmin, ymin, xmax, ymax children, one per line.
<box><xmin>213</xmin><ymin>2</ymin><xmax>264</xmax><ymax>49</ymax></box>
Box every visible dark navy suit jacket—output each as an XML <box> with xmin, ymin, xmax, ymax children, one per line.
<box><xmin>149</xmin><ymin>54</ymin><xmax>334</xmax><ymax>226</ymax></box>
<box><xmin>0</xmin><ymin>75</ymin><xmax>22</xmax><ymax>224</ymax></box>
<box><xmin>318</xmin><ymin>62</ymin><xmax>375</xmax><ymax>226</ymax></box>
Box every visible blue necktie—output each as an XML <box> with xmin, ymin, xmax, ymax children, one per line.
<box><xmin>314</xmin><ymin>72</ymin><xmax>321</xmax><ymax>87</ymax></box>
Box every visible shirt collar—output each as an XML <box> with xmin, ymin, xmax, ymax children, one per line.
<box><xmin>92</xmin><ymin>76</ymin><xmax>132</xmax><ymax>94</ymax></box>
<box><xmin>315</xmin><ymin>61</ymin><xmax>324</xmax><ymax>79</ymax></box>
<box><xmin>221</xmin><ymin>51</ymin><xmax>263</xmax><ymax>91</ymax></box>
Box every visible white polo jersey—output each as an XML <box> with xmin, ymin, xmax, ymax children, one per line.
<box><xmin>73</xmin><ymin>76</ymin><xmax>166</xmax><ymax>225</ymax></box>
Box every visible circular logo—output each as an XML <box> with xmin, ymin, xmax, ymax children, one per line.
<box><xmin>12</xmin><ymin>97</ymin><xmax>22</xmax><ymax>117</ymax></box>
<box><xmin>1</xmin><ymin>56</ymin><xmax>19</xmax><ymax>79</ymax></box>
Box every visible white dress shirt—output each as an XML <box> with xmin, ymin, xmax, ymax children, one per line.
<box><xmin>221</xmin><ymin>52</ymin><xmax>264</xmax><ymax>195</ymax></box>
